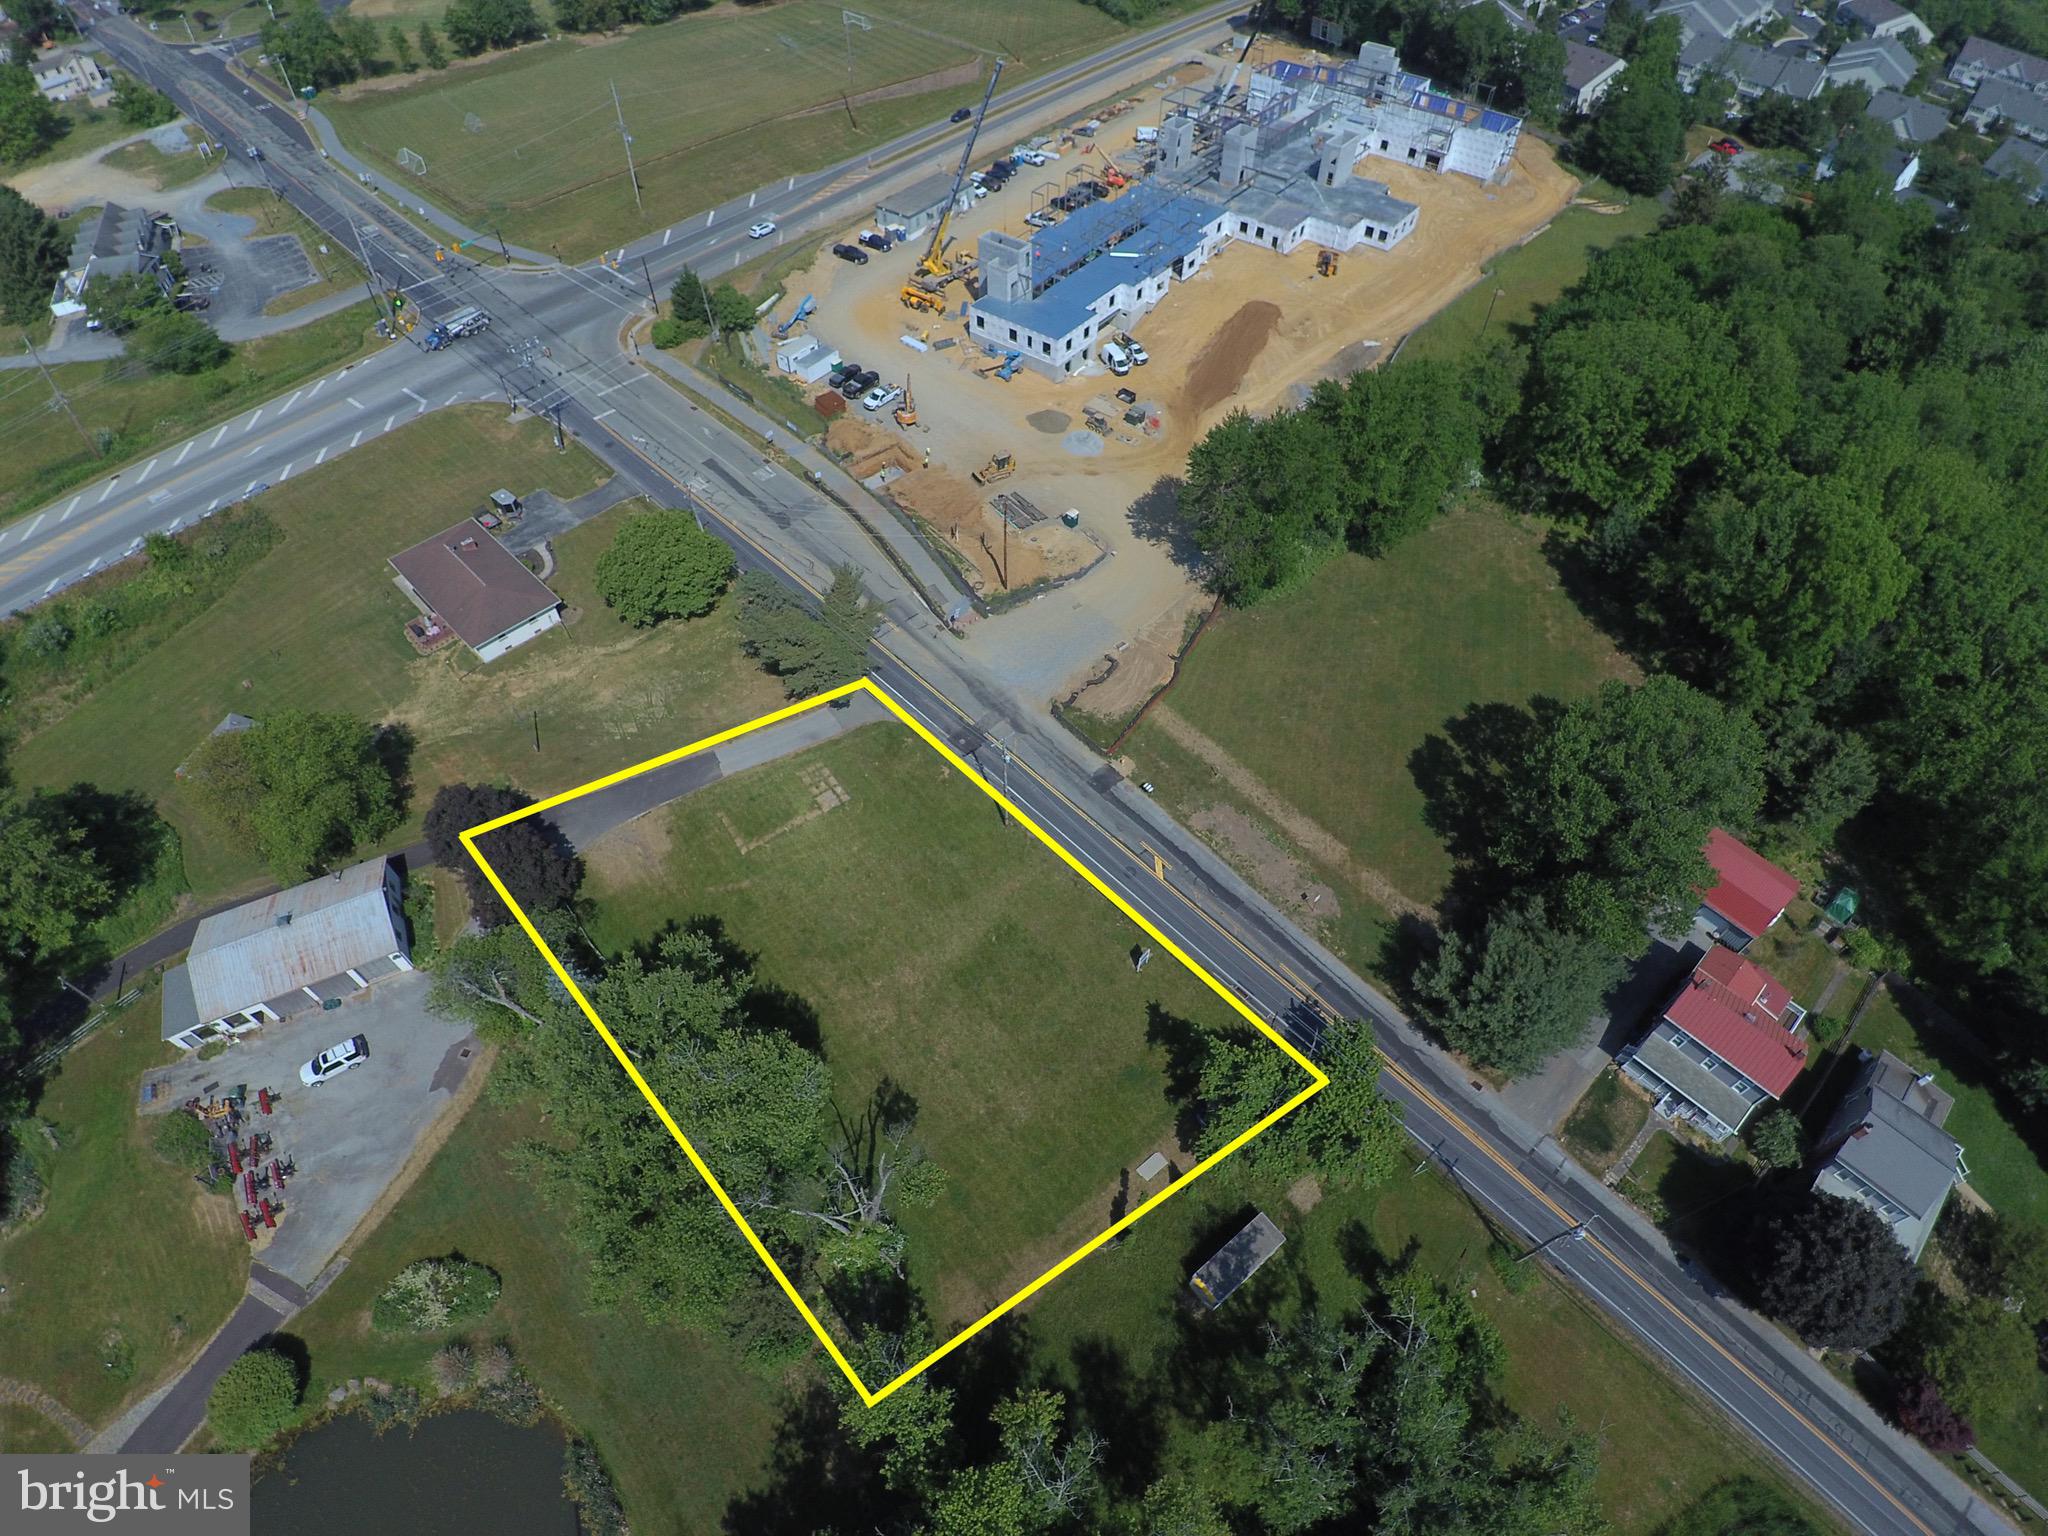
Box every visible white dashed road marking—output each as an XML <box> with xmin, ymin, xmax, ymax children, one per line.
<box><xmin>60</xmin><ymin>496</ymin><xmax>81</xmax><ymax>522</ymax></box>
<box><xmin>346</xmin><ymin>396</ymin><xmax>364</xmax><ymax>410</ymax></box>
<box><xmin>211</xmin><ymin>424</ymin><xmax>229</xmax><ymax>448</ymax></box>
<box><xmin>174</xmin><ymin>441</ymin><xmax>193</xmax><ymax>467</ymax></box>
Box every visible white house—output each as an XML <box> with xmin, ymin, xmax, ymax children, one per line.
<box><xmin>1563</xmin><ymin>40</ymin><xmax>1627</xmax><ymax>113</ymax></box>
<box><xmin>32</xmin><ymin>50</ymin><xmax>108</xmax><ymax>105</ymax></box>
<box><xmin>160</xmin><ymin>859</ymin><xmax>413</xmax><ymax>1051</ymax></box>
<box><xmin>1835</xmin><ymin>0</ymin><xmax>1933</xmax><ymax>45</ymax></box>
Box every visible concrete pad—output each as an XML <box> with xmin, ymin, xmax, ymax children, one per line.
<box><xmin>148</xmin><ymin>972</ymin><xmax>476</xmax><ymax>1288</ymax></box>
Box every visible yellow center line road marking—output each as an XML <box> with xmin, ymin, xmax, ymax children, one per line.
<box><xmin>1139</xmin><ymin>842</ymin><xmax>1169</xmax><ymax>879</ymax></box>
<box><xmin>457</xmin><ymin>677</ymin><xmax>1327</xmax><ymax>1408</ymax></box>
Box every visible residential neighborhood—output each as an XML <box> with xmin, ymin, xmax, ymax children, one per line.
<box><xmin>0</xmin><ymin>0</ymin><xmax>2045</xmax><ymax>1532</ymax></box>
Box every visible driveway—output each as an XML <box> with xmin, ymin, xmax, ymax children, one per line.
<box><xmin>143</xmin><ymin>970</ymin><xmax>476</xmax><ymax>1288</ymax></box>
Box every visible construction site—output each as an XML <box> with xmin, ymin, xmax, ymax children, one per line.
<box><xmin>749</xmin><ymin>28</ymin><xmax>1579</xmax><ymax>714</ymax></box>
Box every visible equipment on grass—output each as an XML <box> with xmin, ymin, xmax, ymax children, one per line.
<box><xmin>915</xmin><ymin>58</ymin><xmax>1005</xmax><ymax>286</ymax></box>
<box><xmin>972</xmin><ymin>452</ymin><xmax>1017</xmax><ymax>485</ymax></box>
<box><xmin>238</xmin><ymin>1210</ymin><xmax>257</xmax><ymax>1241</ymax></box>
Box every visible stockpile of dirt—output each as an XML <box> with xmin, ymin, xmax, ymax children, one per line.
<box><xmin>1183</xmin><ymin>300</ymin><xmax>1283</xmax><ymax>418</ymax></box>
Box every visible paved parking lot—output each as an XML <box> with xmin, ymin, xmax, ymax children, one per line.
<box><xmin>145</xmin><ymin>973</ymin><xmax>476</xmax><ymax>1287</ymax></box>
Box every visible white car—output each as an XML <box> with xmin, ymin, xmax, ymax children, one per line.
<box><xmin>1121</xmin><ymin>335</ymin><xmax>1150</xmax><ymax>366</ymax></box>
<box><xmin>861</xmin><ymin>383</ymin><xmax>904</xmax><ymax>413</ymax></box>
<box><xmin>748</xmin><ymin>220</ymin><xmax>777</xmax><ymax>239</ymax></box>
<box><xmin>299</xmin><ymin>1034</ymin><xmax>368</xmax><ymax>1087</ymax></box>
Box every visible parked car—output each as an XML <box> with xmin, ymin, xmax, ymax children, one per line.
<box><xmin>299</xmin><ymin>1035</ymin><xmax>369</xmax><ymax>1087</ymax></box>
<box><xmin>1708</xmin><ymin>138</ymin><xmax>1742</xmax><ymax>155</ymax></box>
<box><xmin>861</xmin><ymin>382</ymin><xmax>904</xmax><ymax>412</ymax></box>
<box><xmin>858</xmin><ymin>230</ymin><xmax>892</xmax><ymax>251</ymax></box>
<box><xmin>829</xmin><ymin>361</ymin><xmax>861</xmax><ymax>387</ymax></box>
<box><xmin>748</xmin><ymin>220</ymin><xmax>777</xmax><ymax>239</ymax></box>
<box><xmin>1118</xmin><ymin>332</ymin><xmax>1149</xmax><ymax>365</ymax></box>
<box><xmin>951</xmin><ymin>106</ymin><xmax>974</xmax><ymax>123</ymax></box>
<box><xmin>831</xmin><ymin>243</ymin><xmax>869</xmax><ymax>264</ymax></box>
<box><xmin>174</xmin><ymin>294</ymin><xmax>210</xmax><ymax>312</ymax></box>
<box><xmin>246</xmin><ymin>145</ymin><xmax>263</xmax><ymax>160</ymax></box>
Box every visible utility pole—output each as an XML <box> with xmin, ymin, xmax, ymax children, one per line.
<box><xmin>639</xmin><ymin>254</ymin><xmax>659</xmax><ymax>311</ymax></box>
<box><xmin>22</xmin><ymin>332</ymin><xmax>95</xmax><ymax>456</ymax></box>
<box><xmin>610</xmin><ymin>80</ymin><xmax>644</xmax><ymax>217</ymax></box>
<box><xmin>492</xmin><ymin>224</ymin><xmax>511</xmax><ymax>263</ymax></box>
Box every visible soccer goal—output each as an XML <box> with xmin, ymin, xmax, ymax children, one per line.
<box><xmin>397</xmin><ymin>147</ymin><xmax>428</xmax><ymax>176</ymax></box>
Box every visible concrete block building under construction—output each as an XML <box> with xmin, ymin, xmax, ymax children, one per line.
<box><xmin>966</xmin><ymin>42</ymin><xmax>1520</xmax><ymax>378</ymax></box>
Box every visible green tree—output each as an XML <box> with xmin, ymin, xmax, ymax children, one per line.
<box><xmin>205</xmin><ymin>1349</ymin><xmax>300</xmax><ymax>1450</ymax></box>
<box><xmin>1178</xmin><ymin>407</ymin><xmax>1342</xmax><ymax>603</ymax></box>
<box><xmin>1576</xmin><ymin>22</ymin><xmax>1689</xmax><ymax>194</ymax></box>
<box><xmin>7</xmin><ymin>0</ymin><xmax>69</xmax><ymax>52</ymax></box>
<box><xmin>1665</xmin><ymin>162</ymin><xmax>1726</xmax><ymax>227</ymax></box>
<box><xmin>1657</xmin><ymin>1476</ymin><xmax>1826</xmax><ymax>1536</ymax></box>
<box><xmin>0</xmin><ymin>64</ymin><xmax>63</xmax><ymax>166</ymax></box>
<box><xmin>417</xmin><ymin>20</ymin><xmax>449</xmax><ymax>68</ymax></box>
<box><xmin>1126</xmin><ymin>1476</ymin><xmax>1229</xmax><ymax>1536</ymax></box>
<box><xmin>1926</xmin><ymin>1298</ymin><xmax>2036</xmax><ymax>1424</ymax></box>
<box><xmin>0</xmin><ymin>796</ymin><xmax>113</xmax><ymax>971</ymax></box>
<box><xmin>0</xmin><ymin>184</ymin><xmax>65</xmax><ymax>327</ymax></box>
<box><xmin>388</xmin><ymin>25</ymin><xmax>417</xmax><ymax>70</ymax></box>
<box><xmin>129</xmin><ymin>308</ymin><xmax>230</xmax><ymax>375</ymax></box>
<box><xmin>1195</xmin><ymin>1017</ymin><xmax>1404</xmax><ymax>1187</ymax></box>
<box><xmin>708</xmin><ymin>280</ymin><xmax>759</xmax><ymax>335</ymax></box>
<box><xmin>1746</xmin><ymin>1191</ymin><xmax>1915</xmax><ymax>1350</ymax></box>
<box><xmin>1496</xmin><ymin>676</ymin><xmax>1765</xmax><ymax>954</ymax></box>
<box><xmin>592</xmin><ymin>508</ymin><xmax>735</xmax><ymax>625</ymax></box>
<box><xmin>442</xmin><ymin>0</ymin><xmax>544</xmax><ymax>54</ymax></box>
<box><xmin>668</xmin><ymin>266</ymin><xmax>713</xmax><ymax>340</ymax></box>
<box><xmin>836</xmin><ymin>1327</ymin><xmax>957</xmax><ymax>1493</ymax></box>
<box><xmin>733</xmin><ymin>566</ymin><xmax>873</xmax><ymax>697</ymax></box>
<box><xmin>262</xmin><ymin>0</ymin><xmax>359</xmax><ymax>88</ymax></box>
<box><xmin>1303</xmin><ymin>358</ymin><xmax>1480</xmax><ymax>556</ymax></box>
<box><xmin>84</xmin><ymin>271</ymin><xmax>170</xmax><ymax>334</ymax></box>
<box><xmin>112</xmin><ymin>77</ymin><xmax>178</xmax><ymax>128</ymax></box>
<box><xmin>429</xmin><ymin>922</ymin><xmax>565</xmax><ymax>1041</ymax></box>
<box><xmin>1418</xmin><ymin>900</ymin><xmax>1623</xmax><ymax>1077</ymax></box>
<box><xmin>1746</xmin><ymin>1106</ymin><xmax>1803</xmax><ymax>1170</ymax></box>
<box><xmin>335</xmin><ymin>13</ymin><xmax>385</xmax><ymax>76</ymax></box>
<box><xmin>187</xmin><ymin>709</ymin><xmax>400</xmax><ymax>880</ymax></box>
<box><xmin>423</xmin><ymin>783</ymin><xmax>582</xmax><ymax>929</ymax></box>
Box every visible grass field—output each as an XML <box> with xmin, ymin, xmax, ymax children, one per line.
<box><xmin>1559</xmin><ymin>1069</ymin><xmax>1649</xmax><ymax>1180</ymax></box>
<box><xmin>0</xmin><ymin>991</ymin><xmax>248</xmax><ymax>1427</ymax></box>
<box><xmin>1398</xmin><ymin>186</ymin><xmax>1663</xmax><ymax>366</ymax></box>
<box><xmin>581</xmin><ymin>719</ymin><xmax>1275</xmax><ymax>1333</ymax></box>
<box><xmin>205</xmin><ymin>188</ymin><xmax>361</xmax><ymax>315</ymax></box>
<box><xmin>100</xmin><ymin>127</ymin><xmax>215</xmax><ymax>192</ymax></box>
<box><xmin>1620</xmin><ymin>1132</ymin><xmax>1754</xmax><ymax>1233</ymax></box>
<box><xmin>1125</xmin><ymin>506</ymin><xmax>1632</xmax><ymax>970</ymax></box>
<box><xmin>1852</xmin><ymin>987</ymin><xmax>2048</xmax><ymax>1225</ymax></box>
<box><xmin>320</xmin><ymin>0</ymin><xmax>1205</xmax><ymax>256</ymax></box>
<box><xmin>6</xmin><ymin>100</ymin><xmax>140</xmax><ymax>179</ymax></box>
<box><xmin>0</xmin><ymin>302</ymin><xmax>377</xmax><ymax>528</ymax></box>
<box><xmin>0</xmin><ymin>1403</ymin><xmax>75</xmax><ymax>1453</ymax></box>
<box><xmin>1744</xmin><ymin>903</ymin><xmax>1843</xmax><ymax>1012</ymax></box>
<box><xmin>7</xmin><ymin>409</ymin><xmax>781</xmax><ymax>901</ymax></box>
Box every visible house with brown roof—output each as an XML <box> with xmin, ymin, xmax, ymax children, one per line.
<box><xmin>389</xmin><ymin>517</ymin><xmax>562</xmax><ymax>662</ymax></box>
<box><xmin>1619</xmin><ymin>944</ymin><xmax>1809</xmax><ymax>1140</ymax></box>
<box><xmin>1696</xmin><ymin>828</ymin><xmax>1800</xmax><ymax>952</ymax></box>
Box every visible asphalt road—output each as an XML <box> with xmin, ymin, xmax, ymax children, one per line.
<box><xmin>23</xmin><ymin>10</ymin><xmax>2016</xmax><ymax>1533</ymax></box>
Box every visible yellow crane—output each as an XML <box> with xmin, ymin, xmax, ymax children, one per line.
<box><xmin>915</xmin><ymin>58</ymin><xmax>1005</xmax><ymax>286</ymax></box>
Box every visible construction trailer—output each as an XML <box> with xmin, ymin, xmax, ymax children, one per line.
<box><xmin>1190</xmin><ymin>1212</ymin><xmax>1286</xmax><ymax>1309</ymax></box>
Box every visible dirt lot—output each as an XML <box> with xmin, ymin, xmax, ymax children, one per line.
<box><xmin>767</xmin><ymin>51</ymin><xmax>1579</xmax><ymax>706</ymax></box>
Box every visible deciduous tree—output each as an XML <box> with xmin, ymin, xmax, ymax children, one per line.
<box><xmin>1418</xmin><ymin>899</ymin><xmax>1622</xmax><ymax>1076</ymax></box>
<box><xmin>187</xmin><ymin>709</ymin><xmax>400</xmax><ymax>880</ymax></box>
<box><xmin>206</xmin><ymin>1349</ymin><xmax>300</xmax><ymax>1450</ymax></box>
<box><xmin>593</xmin><ymin>508</ymin><xmax>735</xmax><ymax>625</ymax></box>
<box><xmin>1195</xmin><ymin>1017</ymin><xmax>1403</xmax><ymax>1187</ymax></box>
<box><xmin>1745</xmin><ymin>1191</ymin><xmax>1915</xmax><ymax>1350</ymax></box>
<box><xmin>423</xmin><ymin>783</ymin><xmax>582</xmax><ymax>929</ymax></box>
<box><xmin>0</xmin><ymin>64</ymin><xmax>63</xmax><ymax>166</ymax></box>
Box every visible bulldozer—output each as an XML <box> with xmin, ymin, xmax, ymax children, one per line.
<box><xmin>900</xmin><ymin>284</ymin><xmax>946</xmax><ymax>314</ymax></box>
<box><xmin>1316</xmin><ymin>249</ymin><xmax>1339</xmax><ymax>278</ymax></box>
<box><xmin>894</xmin><ymin>375</ymin><xmax>918</xmax><ymax>430</ymax></box>
<box><xmin>971</xmin><ymin>452</ymin><xmax>1017</xmax><ymax>486</ymax></box>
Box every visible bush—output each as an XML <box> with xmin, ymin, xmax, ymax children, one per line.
<box><xmin>429</xmin><ymin>1344</ymin><xmax>474</xmax><ymax>1396</ymax></box>
<box><xmin>475</xmin><ymin>1342</ymin><xmax>514</xmax><ymax>1386</ymax></box>
<box><xmin>2</xmin><ymin>1126</ymin><xmax>45</xmax><ymax>1226</ymax></box>
<box><xmin>371</xmin><ymin>1257</ymin><xmax>501</xmax><ymax>1333</ymax></box>
<box><xmin>358</xmin><ymin>1381</ymin><xmax>422</xmax><ymax>1430</ymax></box>
<box><xmin>21</xmin><ymin>613</ymin><xmax>72</xmax><ymax>657</ymax></box>
<box><xmin>1807</xmin><ymin>1011</ymin><xmax>1847</xmax><ymax>1048</ymax></box>
<box><xmin>562</xmin><ymin>1441</ymin><xmax>629</xmax><ymax>1536</ymax></box>
<box><xmin>1894</xmin><ymin>1375</ymin><xmax>1975</xmax><ymax>1453</ymax></box>
<box><xmin>476</xmin><ymin>1366</ymin><xmax>543</xmax><ymax>1426</ymax></box>
<box><xmin>1843</xmin><ymin>928</ymin><xmax>1885</xmax><ymax>972</ymax></box>
<box><xmin>152</xmin><ymin>1111</ymin><xmax>215</xmax><ymax>1175</ymax></box>
<box><xmin>206</xmin><ymin>1349</ymin><xmax>300</xmax><ymax>1450</ymax></box>
<box><xmin>649</xmin><ymin>317</ymin><xmax>685</xmax><ymax>349</ymax></box>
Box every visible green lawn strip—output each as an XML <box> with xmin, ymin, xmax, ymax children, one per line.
<box><xmin>580</xmin><ymin>721</ymin><xmax>1270</xmax><ymax>1330</ymax></box>
<box><xmin>1397</xmin><ymin>195</ymin><xmax>1663</xmax><ymax>366</ymax></box>
<box><xmin>1130</xmin><ymin>506</ymin><xmax>1632</xmax><ymax>912</ymax></box>
<box><xmin>694</xmin><ymin>339</ymin><xmax>829</xmax><ymax>438</ymax></box>
<box><xmin>320</xmin><ymin>0</ymin><xmax>1210</xmax><ymax>257</ymax></box>
<box><xmin>8</xmin><ymin>407</ymin><xmax>779</xmax><ymax>902</ymax></box>
<box><xmin>204</xmin><ymin>187</ymin><xmax>362</xmax><ymax>315</ymax></box>
<box><xmin>0</xmin><ymin>1402</ymin><xmax>76</xmax><ymax>1453</ymax></box>
<box><xmin>0</xmin><ymin>992</ymin><xmax>248</xmax><ymax>1425</ymax></box>
<box><xmin>284</xmin><ymin>1090</ymin><xmax>782</xmax><ymax>1528</ymax></box>
<box><xmin>0</xmin><ymin>302</ymin><xmax>379</xmax><ymax>528</ymax></box>
<box><xmin>9</xmin><ymin>102</ymin><xmax>142</xmax><ymax>177</ymax></box>
<box><xmin>1559</xmin><ymin>1069</ymin><xmax>1649</xmax><ymax>1180</ymax></box>
<box><xmin>100</xmin><ymin>128</ymin><xmax>214</xmax><ymax>192</ymax></box>
<box><xmin>1850</xmin><ymin>989</ymin><xmax>2048</xmax><ymax>1224</ymax></box>
<box><xmin>1623</xmin><ymin>1132</ymin><xmax>1756</xmax><ymax>1233</ymax></box>
<box><xmin>1969</xmin><ymin>1406</ymin><xmax>2048</xmax><ymax>1518</ymax></box>
<box><xmin>1744</xmin><ymin>912</ymin><xmax>1842</xmax><ymax>1010</ymax></box>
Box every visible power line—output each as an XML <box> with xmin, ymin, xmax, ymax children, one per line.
<box><xmin>19</xmin><ymin>332</ymin><xmax>97</xmax><ymax>458</ymax></box>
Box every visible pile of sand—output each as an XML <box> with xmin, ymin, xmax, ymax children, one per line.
<box><xmin>1183</xmin><ymin>300</ymin><xmax>1283</xmax><ymax>418</ymax></box>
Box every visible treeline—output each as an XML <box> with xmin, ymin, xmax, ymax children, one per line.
<box><xmin>1288</xmin><ymin>0</ymin><xmax>1569</xmax><ymax>122</ymax></box>
<box><xmin>1176</xmin><ymin>123</ymin><xmax>2048</xmax><ymax>1067</ymax></box>
<box><xmin>260</xmin><ymin>0</ymin><xmax>543</xmax><ymax>90</ymax></box>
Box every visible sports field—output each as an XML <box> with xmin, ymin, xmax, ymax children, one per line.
<box><xmin>322</xmin><ymin>0</ymin><xmax>1201</xmax><ymax>255</ymax></box>
<box><xmin>580</xmin><ymin>718</ymin><xmax>1277</xmax><ymax>1335</ymax></box>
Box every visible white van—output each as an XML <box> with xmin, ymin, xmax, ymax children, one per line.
<box><xmin>1099</xmin><ymin>341</ymin><xmax>1132</xmax><ymax>376</ymax></box>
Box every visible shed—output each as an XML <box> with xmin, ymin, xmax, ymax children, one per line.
<box><xmin>1189</xmin><ymin>1212</ymin><xmax>1286</xmax><ymax>1309</ymax></box>
<box><xmin>876</xmin><ymin>170</ymin><xmax>965</xmax><ymax>242</ymax></box>
<box><xmin>389</xmin><ymin>517</ymin><xmax>562</xmax><ymax>663</ymax></box>
<box><xmin>1823</xmin><ymin>887</ymin><xmax>1860</xmax><ymax>926</ymax></box>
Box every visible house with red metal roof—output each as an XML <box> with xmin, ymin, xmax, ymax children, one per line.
<box><xmin>1696</xmin><ymin>828</ymin><xmax>1800</xmax><ymax>952</ymax></box>
<box><xmin>1618</xmin><ymin>944</ymin><xmax>1809</xmax><ymax>1140</ymax></box>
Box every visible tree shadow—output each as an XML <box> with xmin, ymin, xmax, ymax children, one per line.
<box><xmin>1125</xmin><ymin>476</ymin><xmax>1203</xmax><ymax>572</ymax></box>
<box><xmin>719</xmin><ymin>1380</ymin><xmax>902</xmax><ymax>1536</ymax></box>
<box><xmin>252</xmin><ymin>1330</ymin><xmax>312</xmax><ymax>1396</ymax></box>
<box><xmin>1407</xmin><ymin>698</ymin><xmax>1562</xmax><ymax>921</ymax></box>
<box><xmin>40</xmin><ymin>783</ymin><xmax>169</xmax><ymax>900</ymax></box>
<box><xmin>1145</xmin><ymin>1003</ymin><xmax>1216</xmax><ymax>1152</ymax></box>
<box><xmin>1070</xmin><ymin>1336</ymin><xmax>1164</xmax><ymax>1495</ymax></box>
<box><xmin>372</xmin><ymin>721</ymin><xmax>418</xmax><ymax>821</ymax></box>
<box><xmin>947</xmin><ymin>1315</ymin><xmax>1037</xmax><ymax>1463</ymax></box>
<box><xmin>1538</xmin><ymin>526</ymin><xmax>1665</xmax><ymax>668</ymax></box>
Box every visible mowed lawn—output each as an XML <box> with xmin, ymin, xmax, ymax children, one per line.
<box><xmin>321</xmin><ymin>0</ymin><xmax>1198</xmax><ymax>255</ymax></box>
<box><xmin>581</xmin><ymin>720</ymin><xmax>1286</xmax><ymax>1332</ymax></box>
<box><xmin>8</xmin><ymin>409</ymin><xmax>782</xmax><ymax>902</ymax></box>
<box><xmin>285</xmin><ymin>1090</ymin><xmax>783</xmax><ymax>1530</ymax></box>
<box><xmin>0</xmin><ymin>993</ymin><xmax>248</xmax><ymax>1427</ymax></box>
<box><xmin>0</xmin><ymin>304</ymin><xmax>377</xmax><ymax>528</ymax></box>
<box><xmin>1130</xmin><ymin>506</ymin><xmax>1633</xmax><ymax>921</ymax></box>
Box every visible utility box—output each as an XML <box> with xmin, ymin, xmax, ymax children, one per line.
<box><xmin>1189</xmin><ymin>1212</ymin><xmax>1285</xmax><ymax>1310</ymax></box>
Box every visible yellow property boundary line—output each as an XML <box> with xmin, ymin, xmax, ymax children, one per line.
<box><xmin>458</xmin><ymin>675</ymin><xmax>1328</xmax><ymax>1405</ymax></box>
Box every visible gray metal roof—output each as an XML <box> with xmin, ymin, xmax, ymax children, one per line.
<box><xmin>1628</xmin><ymin>1025</ymin><xmax>1766</xmax><ymax>1132</ymax></box>
<box><xmin>1867</xmin><ymin>88</ymin><xmax>1952</xmax><ymax>142</ymax></box>
<box><xmin>878</xmin><ymin>171</ymin><xmax>960</xmax><ymax>221</ymax></box>
<box><xmin>160</xmin><ymin>964</ymin><xmax>200</xmax><ymax>1043</ymax></box>
<box><xmin>1829</xmin><ymin>36</ymin><xmax>1916</xmax><ymax>90</ymax></box>
<box><xmin>186</xmin><ymin>857</ymin><xmax>402</xmax><ymax>1020</ymax></box>
<box><xmin>1818</xmin><ymin>1051</ymin><xmax>1961</xmax><ymax>1219</ymax></box>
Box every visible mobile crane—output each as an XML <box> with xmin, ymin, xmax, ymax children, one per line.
<box><xmin>900</xmin><ymin>56</ymin><xmax>1005</xmax><ymax>313</ymax></box>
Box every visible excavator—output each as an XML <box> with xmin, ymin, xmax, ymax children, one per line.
<box><xmin>894</xmin><ymin>375</ymin><xmax>918</xmax><ymax>430</ymax></box>
<box><xmin>898</xmin><ymin>56</ymin><xmax>1005</xmax><ymax>314</ymax></box>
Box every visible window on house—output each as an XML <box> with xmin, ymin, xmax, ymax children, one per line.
<box><xmin>1041</xmin><ymin>340</ymin><xmax>1051</xmax><ymax>355</ymax></box>
<box><xmin>1007</xmin><ymin>327</ymin><xmax>1018</xmax><ymax>343</ymax></box>
<box><xmin>1702</xmin><ymin>1055</ymin><xmax>1721</xmax><ymax>1071</ymax></box>
<box><xmin>1239</xmin><ymin>220</ymin><xmax>1249</xmax><ymax>234</ymax></box>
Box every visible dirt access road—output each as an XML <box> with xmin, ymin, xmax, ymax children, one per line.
<box><xmin>771</xmin><ymin>46</ymin><xmax>1580</xmax><ymax>710</ymax></box>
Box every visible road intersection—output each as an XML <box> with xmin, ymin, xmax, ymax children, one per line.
<box><xmin>10</xmin><ymin>9</ymin><xmax>2016</xmax><ymax>1532</ymax></box>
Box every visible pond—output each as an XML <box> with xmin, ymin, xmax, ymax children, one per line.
<box><xmin>254</xmin><ymin>1409</ymin><xmax>580</xmax><ymax>1535</ymax></box>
